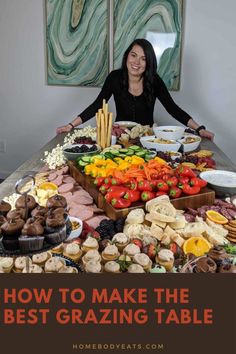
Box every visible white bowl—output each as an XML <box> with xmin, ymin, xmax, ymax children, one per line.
<box><xmin>153</xmin><ymin>125</ymin><xmax>185</xmax><ymax>141</ymax></box>
<box><xmin>141</xmin><ymin>137</ymin><xmax>181</xmax><ymax>152</ymax></box>
<box><xmin>111</xmin><ymin>135</ymin><xmax>117</xmax><ymax>145</ymax></box>
<box><xmin>178</xmin><ymin>134</ymin><xmax>201</xmax><ymax>152</ymax></box>
<box><xmin>140</xmin><ymin>135</ymin><xmax>155</xmax><ymax>149</ymax></box>
<box><xmin>200</xmin><ymin>170</ymin><xmax>236</xmax><ymax>196</ymax></box>
<box><xmin>67</xmin><ymin>216</ymin><xmax>83</xmax><ymax>241</ymax></box>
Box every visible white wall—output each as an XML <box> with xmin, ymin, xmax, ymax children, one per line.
<box><xmin>0</xmin><ymin>0</ymin><xmax>236</xmax><ymax>179</ymax></box>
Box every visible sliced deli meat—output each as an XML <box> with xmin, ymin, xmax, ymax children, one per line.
<box><xmin>63</xmin><ymin>176</ymin><xmax>76</xmax><ymax>184</ymax></box>
<box><xmin>69</xmin><ymin>207</ymin><xmax>94</xmax><ymax>221</ymax></box>
<box><xmin>48</xmin><ymin>172</ymin><xmax>58</xmax><ymax>182</ymax></box>
<box><xmin>53</xmin><ymin>175</ymin><xmax>64</xmax><ymax>186</ymax></box>
<box><xmin>58</xmin><ymin>182</ymin><xmax>74</xmax><ymax>194</ymax></box>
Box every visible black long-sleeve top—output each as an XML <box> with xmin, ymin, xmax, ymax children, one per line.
<box><xmin>79</xmin><ymin>69</ymin><xmax>192</xmax><ymax>126</ymax></box>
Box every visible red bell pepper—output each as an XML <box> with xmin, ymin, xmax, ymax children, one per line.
<box><xmin>182</xmin><ymin>183</ymin><xmax>200</xmax><ymax>195</ymax></box>
<box><xmin>162</xmin><ymin>174</ymin><xmax>172</xmax><ymax>182</ymax></box>
<box><xmin>166</xmin><ymin>176</ymin><xmax>178</xmax><ymax>187</ymax></box>
<box><xmin>111</xmin><ymin>177</ymin><xmax>122</xmax><ymax>185</ymax></box>
<box><xmin>190</xmin><ymin>177</ymin><xmax>207</xmax><ymax>188</ymax></box>
<box><xmin>105</xmin><ymin>189</ymin><xmax>128</xmax><ymax>203</ymax></box>
<box><xmin>99</xmin><ymin>184</ymin><xmax>111</xmax><ymax>195</ymax></box>
<box><xmin>138</xmin><ymin>180</ymin><xmax>154</xmax><ymax>191</ymax></box>
<box><xmin>104</xmin><ymin>177</ymin><xmax>113</xmax><ymax>185</ymax></box>
<box><xmin>111</xmin><ymin>198</ymin><xmax>131</xmax><ymax>209</ymax></box>
<box><xmin>108</xmin><ymin>186</ymin><xmax>129</xmax><ymax>193</ymax></box>
<box><xmin>94</xmin><ymin>177</ymin><xmax>105</xmax><ymax>187</ymax></box>
<box><xmin>141</xmin><ymin>191</ymin><xmax>155</xmax><ymax>202</ymax></box>
<box><xmin>175</xmin><ymin>165</ymin><xmax>196</xmax><ymax>178</ymax></box>
<box><xmin>178</xmin><ymin>176</ymin><xmax>189</xmax><ymax>184</ymax></box>
<box><xmin>156</xmin><ymin>180</ymin><xmax>169</xmax><ymax>192</ymax></box>
<box><xmin>169</xmin><ymin>186</ymin><xmax>182</xmax><ymax>199</ymax></box>
<box><xmin>129</xmin><ymin>178</ymin><xmax>138</xmax><ymax>191</ymax></box>
<box><xmin>123</xmin><ymin>190</ymin><xmax>141</xmax><ymax>203</ymax></box>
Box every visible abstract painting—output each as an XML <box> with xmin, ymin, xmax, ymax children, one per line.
<box><xmin>113</xmin><ymin>0</ymin><xmax>183</xmax><ymax>90</ymax></box>
<box><xmin>46</xmin><ymin>0</ymin><xmax>109</xmax><ymax>86</ymax></box>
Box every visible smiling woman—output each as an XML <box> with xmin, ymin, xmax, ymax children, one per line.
<box><xmin>56</xmin><ymin>38</ymin><xmax>214</xmax><ymax>140</ymax></box>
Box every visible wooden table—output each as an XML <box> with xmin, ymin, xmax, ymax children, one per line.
<box><xmin>0</xmin><ymin>133</ymin><xmax>236</xmax><ymax>200</ymax></box>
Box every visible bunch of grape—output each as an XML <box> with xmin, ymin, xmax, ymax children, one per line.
<box><xmin>74</xmin><ymin>136</ymin><xmax>95</xmax><ymax>144</ymax></box>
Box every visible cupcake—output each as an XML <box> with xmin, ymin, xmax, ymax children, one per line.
<box><xmin>195</xmin><ymin>257</ymin><xmax>217</xmax><ymax>273</ymax></box>
<box><xmin>0</xmin><ymin>257</ymin><xmax>14</xmax><ymax>273</ymax></box>
<box><xmin>59</xmin><ymin>266</ymin><xmax>78</xmax><ymax>273</ymax></box>
<box><xmin>98</xmin><ymin>239</ymin><xmax>111</xmax><ymax>252</ymax></box>
<box><xmin>45</xmin><ymin>209</ymin><xmax>67</xmax><ymax>244</ymax></box>
<box><xmin>208</xmin><ymin>246</ymin><xmax>229</xmax><ymax>267</ymax></box>
<box><xmin>156</xmin><ymin>249</ymin><xmax>174</xmax><ymax>271</ymax></box>
<box><xmin>112</xmin><ymin>233</ymin><xmax>129</xmax><ymax>251</ymax></box>
<box><xmin>1</xmin><ymin>218</ymin><xmax>25</xmax><ymax>250</ymax></box>
<box><xmin>22</xmin><ymin>264</ymin><xmax>44</xmax><ymax>273</ymax></box>
<box><xmin>0</xmin><ymin>200</ymin><xmax>11</xmax><ymax>216</ymax></box>
<box><xmin>123</xmin><ymin>243</ymin><xmax>141</xmax><ymax>259</ymax></box>
<box><xmin>44</xmin><ymin>257</ymin><xmax>66</xmax><ymax>273</ymax></box>
<box><xmin>82</xmin><ymin>249</ymin><xmax>101</xmax><ymax>267</ymax></box>
<box><xmin>32</xmin><ymin>251</ymin><xmax>52</xmax><ymax>267</ymax></box>
<box><xmin>19</xmin><ymin>218</ymin><xmax>45</xmax><ymax>252</ymax></box>
<box><xmin>51</xmin><ymin>243</ymin><xmax>64</xmax><ymax>254</ymax></box>
<box><xmin>150</xmin><ymin>265</ymin><xmax>167</xmax><ymax>273</ymax></box>
<box><xmin>31</xmin><ymin>205</ymin><xmax>48</xmax><ymax>218</ymax></box>
<box><xmin>0</xmin><ymin>214</ymin><xmax>7</xmax><ymax>227</ymax></box>
<box><xmin>15</xmin><ymin>195</ymin><xmax>37</xmax><ymax>212</ymax></box>
<box><xmin>46</xmin><ymin>195</ymin><xmax>67</xmax><ymax>209</ymax></box>
<box><xmin>63</xmin><ymin>243</ymin><xmax>82</xmax><ymax>262</ymax></box>
<box><xmin>218</xmin><ymin>263</ymin><xmax>236</xmax><ymax>273</ymax></box>
<box><xmin>133</xmin><ymin>253</ymin><xmax>152</xmax><ymax>272</ymax></box>
<box><xmin>81</xmin><ymin>237</ymin><xmax>99</xmax><ymax>253</ymax></box>
<box><xmin>104</xmin><ymin>261</ymin><xmax>120</xmax><ymax>273</ymax></box>
<box><xmin>13</xmin><ymin>256</ymin><xmax>32</xmax><ymax>273</ymax></box>
<box><xmin>84</xmin><ymin>260</ymin><xmax>102</xmax><ymax>273</ymax></box>
<box><xmin>6</xmin><ymin>207</ymin><xmax>27</xmax><ymax>220</ymax></box>
<box><xmin>101</xmin><ymin>244</ymin><xmax>120</xmax><ymax>263</ymax></box>
<box><xmin>127</xmin><ymin>264</ymin><xmax>145</xmax><ymax>273</ymax></box>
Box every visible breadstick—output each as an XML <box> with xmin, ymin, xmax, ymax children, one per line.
<box><xmin>96</xmin><ymin>112</ymin><xmax>100</xmax><ymax>146</ymax></box>
<box><xmin>107</xmin><ymin>112</ymin><xmax>113</xmax><ymax>147</ymax></box>
<box><xmin>100</xmin><ymin>113</ymin><xmax>105</xmax><ymax>149</ymax></box>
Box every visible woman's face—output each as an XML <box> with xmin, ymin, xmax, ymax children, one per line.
<box><xmin>126</xmin><ymin>44</ymin><xmax>146</xmax><ymax>77</ymax></box>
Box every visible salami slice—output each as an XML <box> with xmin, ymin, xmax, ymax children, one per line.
<box><xmin>58</xmin><ymin>182</ymin><xmax>74</xmax><ymax>194</ymax></box>
<box><xmin>73</xmin><ymin>190</ymin><xmax>92</xmax><ymax>199</ymax></box>
<box><xmin>69</xmin><ymin>207</ymin><xmax>94</xmax><ymax>221</ymax></box>
<box><xmin>63</xmin><ymin>176</ymin><xmax>76</xmax><ymax>184</ymax></box>
<box><xmin>60</xmin><ymin>192</ymin><xmax>73</xmax><ymax>200</ymax></box>
<box><xmin>53</xmin><ymin>175</ymin><xmax>64</xmax><ymax>186</ymax></box>
<box><xmin>48</xmin><ymin>172</ymin><xmax>58</xmax><ymax>182</ymax></box>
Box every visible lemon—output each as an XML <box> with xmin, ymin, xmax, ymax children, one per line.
<box><xmin>183</xmin><ymin>237</ymin><xmax>211</xmax><ymax>256</ymax></box>
<box><xmin>206</xmin><ymin>210</ymin><xmax>228</xmax><ymax>224</ymax></box>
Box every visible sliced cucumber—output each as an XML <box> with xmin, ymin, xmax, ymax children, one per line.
<box><xmin>118</xmin><ymin>153</ymin><xmax>127</xmax><ymax>158</ymax></box>
<box><xmin>90</xmin><ymin>154</ymin><xmax>104</xmax><ymax>162</ymax></box>
<box><xmin>128</xmin><ymin>145</ymin><xmax>141</xmax><ymax>150</ymax></box>
<box><xmin>78</xmin><ymin>160</ymin><xmax>88</xmax><ymax>167</ymax></box>
<box><xmin>135</xmin><ymin>151</ymin><xmax>146</xmax><ymax>157</ymax></box>
<box><xmin>126</xmin><ymin>150</ymin><xmax>134</xmax><ymax>156</ymax></box>
<box><xmin>82</xmin><ymin>156</ymin><xmax>92</xmax><ymax>162</ymax></box>
<box><xmin>109</xmin><ymin>149</ymin><xmax>120</xmax><ymax>155</ymax></box>
<box><xmin>119</xmin><ymin>148</ymin><xmax>129</xmax><ymax>153</ymax></box>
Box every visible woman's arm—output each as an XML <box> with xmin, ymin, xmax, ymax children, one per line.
<box><xmin>154</xmin><ymin>75</ymin><xmax>214</xmax><ymax>140</ymax></box>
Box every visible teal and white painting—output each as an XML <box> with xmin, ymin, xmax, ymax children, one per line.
<box><xmin>113</xmin><ymin>0</ymin><xmax>183</xmax><ymax>90</ymax></box>
<box><xmin>46</xmin><ymin>0</ymin><xmax>109</xmax><ymax>86</ymax></box>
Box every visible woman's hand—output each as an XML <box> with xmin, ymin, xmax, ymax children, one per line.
<box><xmin>199</xmin><ymin>129</ymin><xmax>214</xmax><ymax>140</ymax></box>
<box><xmin>56</xmin><ymin>124</ymin><xmax>73</xmax><ymax>135</ymax></box>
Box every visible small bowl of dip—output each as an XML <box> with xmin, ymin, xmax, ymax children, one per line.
<box><xmin>200</xmin><ymin>170</ymin><xmax>236</xmax><ymax>196</ymax></box>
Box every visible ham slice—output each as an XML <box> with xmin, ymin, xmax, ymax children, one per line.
<box><xmin>86</xmin><ymin>215</ymin><xmax>109</xmax><ymax>229</ymax></box>
<box><xmin>69</xmin><ymin>207</ymin><xmax>94</xmax><ymax>221</ymax></box>
<box><xmin>63</xmin><ymin>176</ymin><xmax>76</xmax><ymax>184</ymax></box>
<box><xmin>53</xmin><ymin>175</ymin><xmax>64</xmax><ymax>186</ymax></box>
<box><xmin>58</xmin><ymin>182</ymin><xmax>74</xmax><ymax>194</ymax></box>
<box><xmin>48</xmin><ymin>172</ymin><xmax>58</xmax><ymax>182</ymax></box>
<box><xmin>73</xmin><ymin>190</ymin><xmax>92</xmax><ymax>199</ymax></box>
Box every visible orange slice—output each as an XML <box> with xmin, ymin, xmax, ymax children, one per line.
<box><xmin>38</xmin><ymin>182</ymin><xmax>58</xmax><ymax>191</ymax></box>
<box><xmin>183</xmin><ymin>237</ymin><xmax>211</xmax><ymax>257</ymax></box>
<box><xmin>206</xmin><ymin>210</ymin><xmax>228</xmax><ymax>224</ymax></box>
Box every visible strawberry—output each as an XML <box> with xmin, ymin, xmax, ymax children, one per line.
<box><xmin>91</xmin><ymin>230</ymin><xmax>101</xmax><ymax>240</ymax></box>
<box><xmin>72</xmin><ymin>238</ymin><xmax>82</xmax><ymax>245</ymax></box>
<box><xmin>142</xmin><ymin>244</ymin><xmax>157</xmax><ymax>260</ymax></box>
<box><xmin>131</xmin><ymin>238</ymin><xmax>143</xmax><ymax>249</ymax></box>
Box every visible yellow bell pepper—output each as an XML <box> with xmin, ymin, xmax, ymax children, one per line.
<box><xmin>154</xmin><ymin>157</ymin><xmax>168</xmax><ymax>165</ymax></box>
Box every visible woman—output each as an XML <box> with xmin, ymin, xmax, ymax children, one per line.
<box><xmin>56</xmin><ymin>38</ymin><xmax>214</xmax><ymax>139</ymax></box>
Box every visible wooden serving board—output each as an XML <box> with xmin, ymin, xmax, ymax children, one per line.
<box><xmin>68</xmin><ymin>162</ymin><xmax>215</xmax><ymax>220</ymax></box>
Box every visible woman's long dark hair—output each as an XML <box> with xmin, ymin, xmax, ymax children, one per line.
<box><xmin>120</xmin><ymin>38</ymin><xmax>157</xmax><ymax>103</ymax></box>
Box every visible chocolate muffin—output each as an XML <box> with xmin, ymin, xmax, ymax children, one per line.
<box><xmin>0</xmin><ymin>214</ymin><xmax>7</xmax><ymax>227</ymax></box>
<box><xmin>46</xmin><ymin>195</ymin><xmax>67</xmax><ymax>209</ymax></box>
<box><xmin>31</xmin><ymin>205</ymin><xmax>48</xmax><ymax>218</ymax></box>
<box><xmin>208</xmin><ymin>246</ymin><xmax>229</xmax><ymax>267</ymax></box>
<box><xmin>15</xmin><ymin>195</ymin><xmax>37</xmax><ymax>211</ymax></box>
<box><xmin>1</xmin><ymin>218</ymin><xmax>25</xmax><ymax>250</ymax></box>
<box><xmin>0</xmin><ymin>200</ymin><xmax>11</xmax><ymax>216</ymax></box>
<box><xmin>7</xmin><ymin>207</ymin><xmax>27</xmax><ymax>220</ymax></box>
<box><xmin>45</xmin><ymin>209</ymin><xmax>67</xmax><ymax>244</ymax></box>
<box><xmin>19</xmin><ymin>218</ymin><xmax>45</xmax><ymax>252</ymax></box>
<box><xmin>195</xmin><ymin>257</ymin><xmax>217</xmax><ymax>273</ymax></box>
